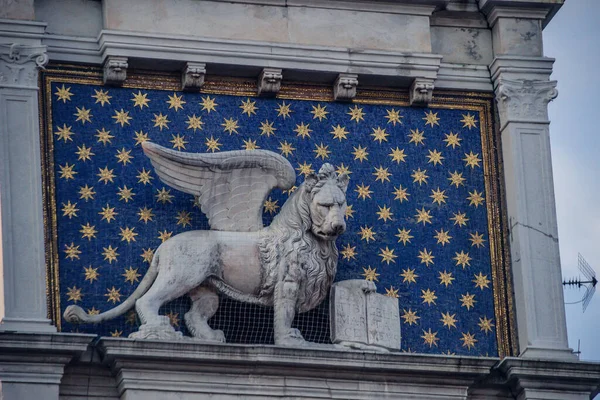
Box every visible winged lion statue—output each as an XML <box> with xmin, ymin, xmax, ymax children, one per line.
<box><xmin>64</xmin><ymin>142</ymin><xmax>353</xmax><ymax>346</ymax></box>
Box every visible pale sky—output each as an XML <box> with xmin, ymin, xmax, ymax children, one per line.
<box><xmin>544</xmin><ymin>0</ymin><xmax>600</xmax><ymax>361</ymax></box>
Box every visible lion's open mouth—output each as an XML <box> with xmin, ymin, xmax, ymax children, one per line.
<box><xmin>315</xmin><ymin>230</ymin><xmax>340</xmax><ymax>240</ymax></box>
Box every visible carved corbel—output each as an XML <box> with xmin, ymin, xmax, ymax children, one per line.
<box><xmin>495</xmin><ymin>78</ymin><xmax>558</xmax><ymax>123</ymax></box>
<box><xmin>409</xmin><ymin>78</ymin><xmax>434</xmax><ymax>106</ymax></box>
<box><xmin>257</xmin><ymin>68</ymin><xmax>282</xmax><ymax>96</ymax></box>
<box><xmin>333</xmin><ymin>73</ymin><xmax>358</xmax><ymax>101</ymax></box>
<box><xmin>181</xmin><ymin>62</ymin><xmax>206</xmax><ymax>91</ymax></box>
<box><xmin>103</xmin><ymin>56</ymin><xmax>128</xmax><ymax>86</ymax></box>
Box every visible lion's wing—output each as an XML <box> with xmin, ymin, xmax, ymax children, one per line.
<box><xmin>142</xmin><ymin>142</ymin><xmax>296</xmax><ymax>232</ymax></box>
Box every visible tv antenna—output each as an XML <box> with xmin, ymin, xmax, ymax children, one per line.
<box><xmin>563</xmin><ymin>253</ymin><xmax>597</xmax><ymax>312</ymax></box>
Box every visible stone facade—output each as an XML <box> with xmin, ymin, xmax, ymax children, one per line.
<box><xmin>1</xmin><ymin>0</ymin><xmax>599</xmax><ymax>399</ymax></box>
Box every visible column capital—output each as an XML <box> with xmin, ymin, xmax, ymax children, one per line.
<box><xmin>495</xmin><ymin>78</ymin><xmax>557</xmax><ymax>126</ymax></box>
<box><xmin>0</xmin><ymin>43</ymin><xmax>47</xmax><ymax>89</ymax></box>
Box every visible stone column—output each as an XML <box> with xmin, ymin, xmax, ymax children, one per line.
<box><xmin>0</xmin><ymin>20</ymin><xmax>55</xmax><ymax>333</ymax></box>
<box><xmin>483</xmin><ymin>2</ymin><xmax>575</xmax><ymax>361</ymax></box>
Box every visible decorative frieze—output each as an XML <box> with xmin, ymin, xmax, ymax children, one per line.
<box><xmin>181</xmin><ymin>62</ymin><xmax>206</xmax><ymax>91</ymax></box>
<box><xmin>495</xmin><ymin>78</ymin><xmax>558</xmax><ymax>123</ymax></box>
<box><xmin>257</xmin><ymin>67</ymin><xmax>282</xmax><ymax>96</ymax></box>
<box><xmin>103</xmin><ymin>56</ymin><xmax>128</xmax><ymax>86</ymax></box>
<box><xmin>0</xmin><ymin>43</ymin><xmax>47</xmax><ymax>89</ymax></box>
<box><xmin>409</xmin><ymin>77</ymin><xmax>434</xmax><ymax>106</ymax></box>
<box><xmin>333</xmin><ymin>73</ymin><xmax>358</xmax><ymax>101</ymax></box>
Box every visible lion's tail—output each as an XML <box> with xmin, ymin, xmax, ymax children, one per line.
<box><xmin>207</xmin><ymin>277</ymin><xmax>272</xmax><ymax>307</ymax></box>
<box><xmin>63</xmin><ymin>249</ymin><xmax>161</xmax><ymax>325</ymax></box>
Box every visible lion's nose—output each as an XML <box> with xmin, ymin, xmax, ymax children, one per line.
<box><xmin>332</xmin><ymin>221</ymin><xmax>346</xmax><ymax>235</ymax></box>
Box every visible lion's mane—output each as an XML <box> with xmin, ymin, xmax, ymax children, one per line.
<box><xmin>257</xmin><ymin>180</ymin><xmax>339</xmax><ymax>313</ymax></box>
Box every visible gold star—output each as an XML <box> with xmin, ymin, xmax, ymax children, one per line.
<box><xmin>473</xmin><ymin>272</ymin><xmax>490</xmax><ymax>290</ymax></box>
<box><xmin>276</xmin><ymin>101</ymin><xmax>292</xmax><ymax>118</ymax></box>
<box><xmin>439</xmin><ymin>270</ymin><xmax>455</xmax><ymax>287</ymax></box>
<box><xmin>279</xmin><ymin>141</ymin><xmax>296</xmax><ymax>157</ymax></box>
<box><xmin>460</xmin><ymin>293</ymin><xmax>476</xmax><ymax>310</ymax></box>
<box><xmin>80</xmin><ymin>223</ymin><xmax>97</xmax><ymax>240</ymax></box>
<box><xmin>186</xmin><ymin>114</ymin><xmax>204</xmax><ymax>131</ymax></box>
<box><xmin>174</xmin><ymin>210</ymin><xmax>192</xmax><ymax>227</ymax></box>
<box><xmin>421</xmin><ymin>328</ymin><xmax>439</xmax><ymax>347</ymax></box>
<box><xmin>205</xmin><ymin>135</ymin><xmax>221</xmax><ymax>152</ymax></box>
<box><xmin>373</xmin><ymin>166</ymin><xmax>391</xmax><ymax>183</ymax></box>
<box><xmin>460</xmin><ymin>332</ymin><xmax>477</xmax><ymax>350</ymax></box>
<box><xmin>240</xmin><ymin>98</ymin><xmax>258</xmax><ymax>116</ymax></box>
<box><xmin>379</xmin><ymin>246</ymin><xmax>397</xmax><ymax>265</ymax></box>
<box><xmin>423</xmin><ymin>110</ymin><xmax>440</xmax><ymax>127</ymax></box>
<box><xmin>220</xmin><ymin>117</ymin><xmax>240</xmax><ymax>135</ymax></box>
<box><xmin>444</xmin><ymin>132</ymin><xmax>462</xmax><ymax>149</ymax></box>
<box><xmin>434</xmin><ymin>229</ymin><xmax>452</xmax><ymax>246</ymax></box>
<box><xmin>376</xmin><ymin>205</ymin><xmax>393</xmax><ymax>222</ymax></box>
<box><xmin>408</xmin><ymin>128</ymin><xmax>425</xmax><ymax>145</ymax></box>
<box><xmin>393</xmin><ymin>185</ymin><xmax>410</xmax><ymax>203</ymax></box>
<box><xmin>418</xmin><ymin>248</ymin><xmax>435</xmax><ymax>266</ymax></box>
<box><xmin>347</xmin><ymin>105</ymin><xmax>365</xmax><ymax>123</ymax></box>
<box><xmin>112</xmin><ymin>109</ymin><xmax>131</xmax><ymax>127</ymax></box>
<box><xmin>119</xmin><ymin>226</ymin><xmax>138</xmax><ymax>243</ymax></box>
<box><xmin>336</xmin><ymin>163</ymin><xmax>352</xmax><ymax>176</ymax></box>
<box><xmin>105</xmin><ymin>287</ymin><xmax>122</xmax><ymax>304</ymax></box>
<box><xmin>131</xmin><ymin>91</ymin><xmax>150</xmax><ymax>109</ymax></box>
<box><xmin>313</xmin><ymin>143</ymin><xmax>330</xmax><ymax>159</ymax></box>
<box><xmin>311</xmin><ymin>104</ymin><xmax>329</xmax><ymax>121</ymax></box>
<box><xmin>461</xmin><ymin>113</ymin><xmax>478</xmax><ymax>129</ymax></box>
<box><xmin>389</xmin><ymin>147</ymin><xmax>407</xmax><ymax>164</ymax></box>
<box><xmin>426</xmin><ymin>149</ymin><xmax>444</xmax><ymax>166</ymax></box>
<box><xmin>451</xmin><ymin>211</ymin><xmax>469</xmax><ymax>227</ymax></box>
<box><xmin>141</xmin><ymin>248</ymin><xmax>154</xmax><ymax>263</ymax></box>
<box><xmin>430</xmin><ymin>188</ymin><xmax>448</xmax><ymax>205</ymax></box>
<box><xmin>358</xmin><ymin>226</ymin><xmax>376</xmax><ymax>242</ymax></box>
<box><xmin>59</xmin><ymin>163</ymin><xmax>77</xmax><ymax>180</ymax></box>
<box><xmin>411</xmin><ymin>168</ymin><xmax>429</xmax><ymax>185</ymax></box>
<box><xmin>79</xmin><ymin>185</ymin><xmax>95</xmax><ymax>201</ymax></box>
<box><xmin>117</xmin><ymin>185</ymin><xmax>135</xmax><ymax>202</ymax></box>
<box><xmin>156</xmin><ymin>187</ymin><xmax>174</xmax><ymax>204</ymax></box>
<box><xmin>83</xmin><ymin>265</ymin><xmax>100</xmax><ymax>283</ymax></box>
<box><xmin>362</xmin><ymin>266</ymin><xmax>379</xmax><ymax>282</ymax></box>
<box><xmin>396</xmin><ymin>228</ymin><xmax>413</xmax><ymax>245</ymax></box>
<box><xmin>64</xmin><ymin>243</ymin><xmax>81</xmax><ymax>260</ymax></box>
<box><xmin>402</xmin><ymin>309</ymin><xmax>420</xmax><ymax>325</ymax></box>
<box><xmin>371</xmin><ymin>127</ymin><xmax>389</xmax><ymax>143</ymax></box>
<box><xmin>469</xmin><ymin>232</ymin><xmax>486</xmax><ymax>248</ymax></box>
<box><xmin>355</xmin><ymin>183</ymin><xmax>372</xmax><ymax>200</ymax></box>
<box><xmin>340</xmin><ymin>244</ymin><xmax>357</xmax><ymax>261</ymax></box>
<box><xmin>352</xmin><ymin>145</ymin><xmax>369</xmax><ymax>162</ymax></box>
<box><xmin>99</xmin><ymin>204</ymin><xmax>117</xmax><ymax>223</ymax></box>
<box><xmin>170</xmin><ymin>134</ymin><xmax>187</xmax><ymax>150</ymax></box>
<box><xmin>166</xmin><ymin>311</ymin><xmax>180</xmax><ymax>327</ymax></box>
<box><xmin>283</xmin><ymin>186</ymin><xmax>297</xmax><ymax>196</ymax></box>
<box><xmin>95</xmin><ymin>128</ymin><xmax>114</xmax><ymax>145</ymax></box>
<box><xmin>137</xmin><ymin>168</ymin><xmax>153</xmax><ymax>185</ymax></box>
<box><xmin>263</xmin><ymin>197</ymin><xmax>279</xmax><ymax>214</ymax></box>
<box><xmin>242</xmin><ymin>138</ymin><xmax>259</xmax><ymax>150</ymax></box>
<box><xmin>463</xmin><ymin>151</ymin><xmax>482</xmax><ymax>168</ymax></box>
<box><xmin>200</xmin><ymin>96</ymin><xmax>217</xmax><ymax>113</ymax></box>
<box><xmin>478</xmin><ymin>316</ymin><xmax>495</xmax><ymax>334</ymax></box>
<box><xmin>454</xmin><ymin>250</ymin><xmax>472</xmax><ymax>268</ymax></box>
<box><xmin>421</xmin><ymin>288</ymin><xmax>437</xmax><ymax>305</ymax></box>
<box><xmin>401</xmin><ymin>268</ymin><xmax>418</xmax><ymax>284</ymax></box>
<box><xmin>386</xmin><ymin>286</ymin><xmax>399</xmax><ymax>298</ymax></box>
<box><xmin>167</xmin><ymin>93</ymin><xmax>186</xmax><ymax>111</ymax></box>
<box><xmin>55</xmin><ymin>124</ymin><xmax>74</xmax><ymax>142</ymax></box>
<box><xmin>123</xmin><ymin>267</ymin><xmax>141</xmax><ymax>284</ymax></box>
<box><xmin>67</xmin><ymin>286</ymin><xmax>82</xmax><ymax>302</ymax></box>
<box><xmin>138</xmin><ymin>206</ymin><xmax>154</xmax><ymax>223</ymax></box>
<box><xmin>296</xmin><ymin>161</ymin><xmax>314</xmax><ymax>177</ymax></box>
<box><xmin>330</xmin><ymin>124</ymin><xmax>349</xmax><ymax>141</ymax></box>
<box><xmin>75</xmin><ymin>144</ymin><xmax>94</xmax><ymax>162</ymax></box>
<box><xmin>158</xmin><ymin>230</ymin><xmax>173</xmax><ymax>242</ymax></box>
<box><xmin>441</xmin><ymin>312</ymin><xmax>457</xmax><ymax>329</ymax></box>
<box><xmin>258</xmin><ymin>120</ymin><xmax>277</xmax><ymax>137</ymax></box>
<box><xmin>448</xmin><ymin>171</ymin><xmax>466</xmax><ymax>188</ymax></box>
<box><xmin>294</xmin><ymin>122</ymin><xmax>312</xmax><ymax>139</ymax></box>
<box><xmin>88</xmin><ymin>307</ymin><xmax>100</xmax><ymax>316</ymax></box>
<box><xmin>467</xmin><ymin>190</ymin><xmax>485</xmax><ymax>207</ymax></box>
<box><xmin>153</xmin><ymin>113</ymin><xmax>170</xmax><ymax>130</ymax></box>
<box><xmin>110</xmin><ymin>329</ymin><xmax>123</xmax><ymax>337</ymax></box>
<box><xmin>415</xmin><ymin>207</ymin><xmax>433</xmax><ymax>225</ymax></box>
<box><xmin>102</xmin><ymin>245</ymin><xmax>119</xmax><ymax>264</ymax></box>
<box><xmin>62</xmin><ymin>200</ymin><xmax>79</xmax><ymax>218</ymax></box>
<box><xmin>344</xmin><ymin>204</ymin><xmax>355</xmax><ymax>219</ymax></box>
<box><xmin>92</xmin><ymin>89</ymin><xmax>111</xmax><ymax>106</ymax></box>
<box><xmin>385</xmin><ymin>108</ymin><xmax>403</xmax><ymax>126</ymax></box>
<box><xmin>55</xmin><ymin>84</ymin><xmax>73</xmax><ymax>102</ymax></box>
<box><xmin>116</xmin><ymin>148</ymin><xmax>133</xmax><ymax>165</ymax></box>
